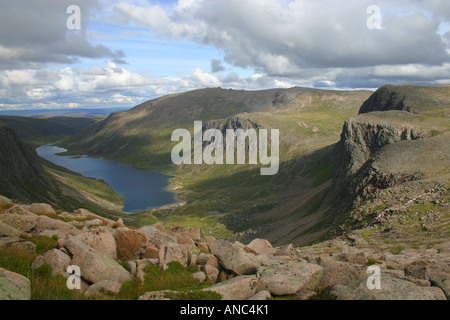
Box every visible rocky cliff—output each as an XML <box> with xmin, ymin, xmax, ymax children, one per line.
<box><xmin>321</xmin><ymin>84</ymin><xmax>450</xmax><ymax>233</ymax></box>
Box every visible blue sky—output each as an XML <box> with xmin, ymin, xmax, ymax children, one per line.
<box><xmin>0</xmin><ymin>0</ymin><xmax>450</xmax><ymax>110</ymax></box>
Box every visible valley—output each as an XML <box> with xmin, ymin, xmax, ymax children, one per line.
<box><xmin>1</xmin><ymin>84</ymin><xmax>448</xmax><ymax>249</ymax></box>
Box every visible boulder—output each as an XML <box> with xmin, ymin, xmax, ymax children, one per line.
<box><xmin>247</xmin><ymin>290</ymin><xmax>271</xmax><ymax>300</ymax></box>
<box><xmin>328</xmin><ymin>275</ymin><xmax>439</xmax><ymax>300</ymax></box>
<box><xmin>138</xmin><ymin>226</ymin><xmax>177</xmax><ymax>249</ymax></box>
<box><xmin>206</xmin><ymin>255</ymin><xmax>220</xmax><ymax>270</ymax></box>
<box><xmin>257</xmin><ymin>260</ymin><xmax>324</xmax><ymax>296</ymax></box>
<box><xmin>0</xmin><ymin>195</ymin><xmax>13</xmax><ymax>209</ymax></box>
<box><xmin>0</xmin><ymin>222</ymin><xmax>21</xmax><ymax>238</ymax></box>
<box><xmin>275</xmin><ymin>244</ymin><xmax>301</xmax><ymax>260</ymax></box>
<box><xmin>203</xmin><ymin>265</ymin><xmax>219</xmax><ymax>283</ymax></box>
<box><xmin>0</xmin><ymin>237</ymin><xmax>36</xmax><ymax>253</ymax></box>
<box><xmin>204</xmin><ymin>275</ymin><xmax>258</xmax><ymax>300</ymax></box>
<box><xmin>160</xmin><ymin>243</ymin><xmax>190</xmax><ymax>267</ymax></box>
<box><xmin>169</xmin><ymin>226</ymin><xmax>203</xmax><ymax>242</ymax></box>
<box><xmin>34</xmin><ymin>215</ymin><xmax>82</xmax><ymax>238</ymax></box>
<box><xmin>76</xmin><ymin>226</ymin><xmax>117</xmax><ymax>260</ymax></box>
<box><xmin>29</xmin><ymin>203</ymin><xmax>56</xmax><ymax>216</ymax></box>
<box><xmin>0</xmin><ymin>268</ymin><xmax>31</xmax><ymax>300</ymax></box>
<box><xmin>38</xmin><ymin>249</ymin><xmax>71</xmax><ymax>276</ymax></box>
<box><xmin>209</xmin><ymin>239</ymin><xmax>260</xmax><ymax>275</ymax></box>
<box><xmin>192</xmin><ymin>271</ymin><xmax>206</xmax><ymax>283</ymax></box>
<box><xmin>334</xmin><ymin>251</ymin><xmax>367</xmax><ymax>265</ymax></box>
<box><xmin>246</xmin><ymin>239</ymin><xmax>276</xmax><ymax>255</ymax></box>
<box><xmin>114</xmin><ymin>227</ymin><xmax>148</xmax><ymax>261</ymax></box>
<box><xmin>142</xmin><ymin>246</ymin><xmax>159</xmax><ymax>259</ymax></box>
<box><xmin>404</xmin><ymin>259</ymin><xmax>450</xmax><ymax>298</ymax></box>
<box><xmin>0</xmin><ymin>213</ymin><xmax>39</xmax><ymax>233</ymax></box>
<box><xmin>63</xmin><ymin>235</ymin><xmax>132</xmax><ymax>284</ymax></box>
<box><xmin>197</xmin><ymin>242</ymin><xmax>210</xmax><ymax>254</ymax></box>
<box><xmin>204</xmin><ymin>236</ymin><xmax>216</xmax><ymax>247</ymax></box>
<box><xmin>84</xmin><ymin>280</ymin><xmax>122</xmax><ymax>297</ymax></box>
<box><xmin>196</xmin><ymin>253</ymin><xmax>211</xmax><ymax>266</ymax></box>
<box><xmin>317</xmin><ymin>257</ymin><xmax>367</xmax><ymax>288</ymax></box>
<box><xmin>175</xmin><ymin>234</ymin><xmax>196</xmax><ymax>249</ymax></box>
<box><xmin>84</xmin><ymin>219</ymin><xmax>104</xmax><ymax>227</ymax></box>
<box><xmin>73</xmin><ymin>209</ymin><xmax>92</xmax><ymax>217</ymax></box>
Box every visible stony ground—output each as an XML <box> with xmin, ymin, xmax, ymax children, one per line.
<box><xmin>1</xmin><ymin>194</ymin><xmax>448</xmax><ymax>300</ymax></box>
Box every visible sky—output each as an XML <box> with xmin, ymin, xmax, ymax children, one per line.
<box><xmin>0</xmin><ymin>0</ymin><xmax>450</xmax><ymax>110</ymax></box>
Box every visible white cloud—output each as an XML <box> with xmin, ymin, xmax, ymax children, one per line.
<box><xmin>112</xmin><ymin>0</ymin><xmax>450</xmax><ymax>87</ymax></box>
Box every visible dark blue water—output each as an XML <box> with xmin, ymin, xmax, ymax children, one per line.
<box><xmin>36</xmin><ymin>145</ymin><xmax>175</xmax><ymax>213</ymax></box>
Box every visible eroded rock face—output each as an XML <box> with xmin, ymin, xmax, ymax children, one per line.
<box><xmin>339</xmin><ymin>115</ymin><xmax>425</xmax><ymax>176</ymax></box>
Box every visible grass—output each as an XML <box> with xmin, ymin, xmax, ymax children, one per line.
<box><xmin>116</xmin><ymin>261</ymin><xmax>220</xmax><ymax>300</ymax></box>
<box><xmin>0</xmin><ymin>247</ymin><xmax>86</xmax><ymax>300</ymax></box>
<box><xmin>0</xmin><ymin>245</ymin><xmax>220</xmax><ymax>300</ymax></box>
<box><xmin>21</xmin><ymin>235</ymin><xmax>58</xmax><ymax>255</ymax></box>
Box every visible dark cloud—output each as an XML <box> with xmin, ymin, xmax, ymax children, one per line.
<box><xmin>114</xmin><ymin>0</ymin><xmax>450</xmax><ymax>82</ymax></box>
<box><xmin>0</xmin><ymin>0</ymin><xmax>125</xmax><ymax>70</ymax></box>
<box><xmin>211</xmin><ymin>59</ymin><xmax>225</xmax><ymax>73</ymax></box>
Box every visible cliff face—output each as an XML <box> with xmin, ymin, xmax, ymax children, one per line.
<box><xmin>0</xmin><ymin>124</ymin><xmax>54</xmax><ymax>201</ymax></box>
<box><xmin>337</xmin><ymin>112</ymin><xmax>427</xmax><ymax>176</ymax></box>
<box><xmin>322</xmin><ymin>84</ymin><xmax>450</xmax><ymax>232</ymax></box>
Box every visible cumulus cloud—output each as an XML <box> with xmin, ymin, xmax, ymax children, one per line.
<box><xmin>112</xmin><ymin>0</ymin><xmax>450</xmax><ymax>87</ymax></box>
<box><xmin>2</xmin><ymin>0</ymin><xmax>450</xmax><ymax>110</ymax></box>
<box><xmin>0</xmin><ymin>62</ymin><xmax>151</xmax><ymax>108</ymax></box>
<box><xmin>0</xmin><ymin>0</ymin><xmax>125</xmax><ymax>70</ymax></box>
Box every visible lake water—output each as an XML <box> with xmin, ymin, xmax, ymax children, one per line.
<box><xmin>36</xmin><ymin>145</ymin><xmax>175</xmax><ymax>213</ymax></box>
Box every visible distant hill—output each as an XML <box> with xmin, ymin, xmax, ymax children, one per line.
<box><xmin>0</xmin><ymin>108</ymin><xmax>128</xmax><ymax>117</ymax></box>
<box><xmin>0</xmin><ymin>115</ymin><xmax>98</xmax><ymax>147</ymax></box>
